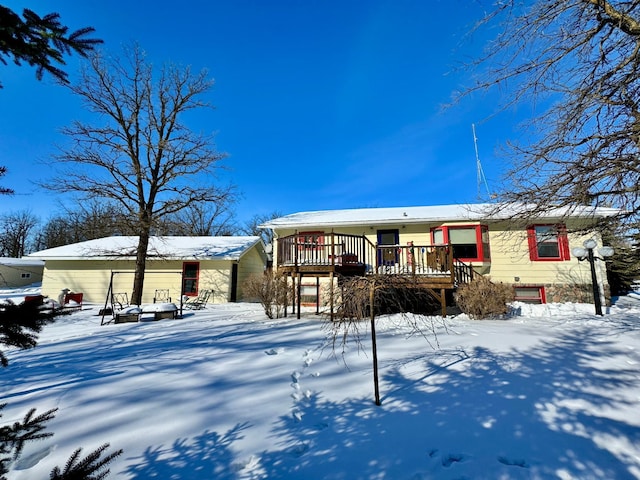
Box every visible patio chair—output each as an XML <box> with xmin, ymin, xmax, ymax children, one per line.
<box><xmin>23</xmin><ymin>294</ymin><xmax>45</xmax><ymax>305</ymax></box>
<box><xmin>153</xmin><ymin>289</ymin><xmax>171</xmax><ymax>303</ymax></box>
<box><xmin>184</xmin><ymin>289</ymin><xmax>212</xmax><ymax>310</ymax></box>
<box><xmin>22</xmin><ymin>294</ymin><xmax>57</xmax><ymax>312</ymax></box>
<box><xmin>111</xmin><ymin>292</ymin><xmax>130</xmax><ymax>310</ymax></box>
<box><xmin>63</xmin><ymin>292</ymin><xmax>83</xmax><ymax>310</ymax></box>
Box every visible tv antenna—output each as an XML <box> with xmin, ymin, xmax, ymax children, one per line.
<box><xmin>472</xmin><ymin>123</ymin><xmax>492</xmax><ymax>201</ymax></box>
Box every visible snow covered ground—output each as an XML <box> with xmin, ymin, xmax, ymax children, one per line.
<box><xmin>1</xmin><ymin>285</ymin><xmax>640</xmax><ymax>479</ymax></box>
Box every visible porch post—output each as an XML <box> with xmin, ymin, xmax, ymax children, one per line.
<box><xmin>297</xmin><ymin>272</ymin><xmax>302</xmax><ymax>319</ymax></box>
<box><xmin>330</xmin><ymin>271</ymin><xmax>334</xmax><ymax>322</ymax></box>
<box><xmin>291</xmin><ymin>275</ymin><xmax>296</xmax><ymax>316</ymax></box>
<box><xmin>331</xmin><ymin>230</ymin><xmax>335</xmax><ymax>265</ymax></box>
<box><xmin>284</xmin><ymin>274</ymin><xmax>288</xmax><ymax>318</ymax></box>
<box><xmin>316</xmin><ymin>276</ymin><xmax>320</xmax><ymax>315</ymax></box>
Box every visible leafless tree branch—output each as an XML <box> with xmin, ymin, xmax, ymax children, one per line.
<box><xmin>458</xmin><ymin>0</ymin><xmax>640</xmax><ymax>225</ymax></box>
<box><xmin>41</xmin><ymin>43</ymin><xmax>232</xmax><ymax>303</ymax></box>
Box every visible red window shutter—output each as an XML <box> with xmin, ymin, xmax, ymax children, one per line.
<box><xmin>526</xmin><ymin>225</ymin><xmax>537</xmax><ymax>260</ymax></box>
<box><xmin>558</xmin><ymin>224</ymin><xmax>570</xmax><ymax>260</ymax></box>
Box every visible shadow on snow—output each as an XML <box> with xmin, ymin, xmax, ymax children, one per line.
<box><xmin>259</xmin><ymin>323</ymin><xmax>640</xmax><ymax>479</ymax></box>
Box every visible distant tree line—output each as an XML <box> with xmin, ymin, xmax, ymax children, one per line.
<box><xmin>0</xmin><ymin>202</ymin><xmax>279</xmax><ymax>257</ymax></box>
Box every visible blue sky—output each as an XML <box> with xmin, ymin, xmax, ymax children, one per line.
<box><xmin>0</xmin><ymin>1</ymin><xmax>522</xmax><ymax>224</ymax></box>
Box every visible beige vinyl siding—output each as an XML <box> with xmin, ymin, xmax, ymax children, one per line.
<box><xmin>0</xmin><ymin>264</ymin><xmax>44</xmax><ymax>288</ymax></box>
<box><xmin>42</xmin><ymin>260</ymin><xmax>125</xmax><ymax>304</ymax></box>
<box><xmin>481</xmin><ymin>221</ymin><xmax>603</xmax><ymax>286</ymax></box>
<box><xmin>41</xmin><ymin>253</ymin><xmax>266</xmax><ymax>305</ymax></box>
<box><xmin>40</xmin><ymin>260</ymin><xmax>184</xmax><ymax>304</ymax></box>
<box><xmin>198</xmin><ymin>261</ymin><xmax>234</xmax><ymax>303</ymax></box>
<box><xmin>236</xmin><ymin>246</ymin><xmax>267</xmax><ymax>301</ymax></box>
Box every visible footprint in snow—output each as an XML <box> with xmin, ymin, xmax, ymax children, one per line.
<box><xmin>497</xmin><ymin>456</ymin><xmax>529</xmax><ymax>468</ymax></box>
<box><xmin>441</xmin><ymin>453</ymin><xmax>468</xmax><ymax>468</ymax></box>
<box><xmin>265</xmin><ymin>348</ymin><xmax>283</xmax><ymax>355</ymax></box>
<box><xmin>288</xmin><ymin>442</ymin><xmax>309</xmax><ymax>457</ymax></box>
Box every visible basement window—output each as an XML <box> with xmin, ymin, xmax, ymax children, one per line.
<box><xmin>300</xmin><ymin>283</ymin><xmax>319</xmax><ymax>306</ymax></box>
<box><xmin>514</xmin><ymin>285</ymin><xmax>546</xmax><ymax>304</ymax></box>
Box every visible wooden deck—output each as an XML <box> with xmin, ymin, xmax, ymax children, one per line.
<box><xmin>276</xmin><ymin>232</ymin><xmax>473</xmax><ymax>286</ymax></box>
<box><xmin>275</xmin><ymin>232</ymin><xmax>474</xmax><ymax>317</ymax></box>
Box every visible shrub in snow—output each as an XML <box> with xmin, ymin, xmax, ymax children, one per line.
<box><xmin>455</xmin><ymin>275</ymin><xmax>514</xmax><ymax>319</ymax></box>
<box><xmin>242</xmin><ymin>272</ymin><xmax>289</xmax><ymax>319</ymax></box>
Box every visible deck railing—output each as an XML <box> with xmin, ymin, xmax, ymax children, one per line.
<box><xmin>276</xmin><ymin>233</ymin><xmax>473</xmax><ymax>284</ymax></box>
<box><xmin>277</xmin><ymin>232</ymin><xmax>377</xmax><ymax>270</ymax></box>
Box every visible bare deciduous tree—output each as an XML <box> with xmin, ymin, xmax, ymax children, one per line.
<box><xmin>45</xmin><ymin>44</ymin><xmax>231</xmax><ymax>304</ymax></box>
<box><xmin>0</xmin><ymin>210</ymin><xmax>39</xmax><ymax>257</ymax></box>
<box><xmin>158</xmin><ymin>200</ymin><xmax>238</xmax><ymax>236</ymax></box>
<box><xmin>34</xmin><ymin>200</ymin><xmax>129</xmax><ymax>250</ymax></box>
<box><xmin>241</xmin><ymin>211</ymin><xmax>283</xmax><ymax>246</ymax></box>
<box><xmin>463</xmin><ymin>1</ymin><xmax>640</xmax><ymax>225</ymax></box>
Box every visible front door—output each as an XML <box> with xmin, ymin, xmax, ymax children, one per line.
<box><xmin>377</xmin><ymin>229</ymin><xmax>399</xmax><ymax>266</ymax></box>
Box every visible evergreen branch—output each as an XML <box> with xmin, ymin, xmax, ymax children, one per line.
<box><xmin>49</xmin><ymin>443</ymin><xmax>123</xmax><ymax>480</ymax></box>
<box><xmin>0</xmin><ymin>404</ymin><xmax>57</xmax><ymax>477</ymax></box>
<box><xmin>0</xmin><ymin>6</ymin><xmax>102</xmax><ymax>87</ymax></box>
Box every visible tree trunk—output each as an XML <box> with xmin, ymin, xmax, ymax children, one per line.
<box><xmin>131</xmin><ymin>229</ymin><xmax>150</xmax><ymax>305</ymax></box>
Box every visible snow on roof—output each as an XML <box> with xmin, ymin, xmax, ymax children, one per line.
<box><xmin>26</xmin><ymin>236</ymin><xmax>263</xmax><ymax>261</ymax></box>
<box><xmin>260</xmin><ymin>203</ymin><xmax>620</xmax><ymax>229</ymax></box>
<box><xmin>0</xmin><ymin>257</ymin><xmax>44</xmax><ymax>267</ymax></box>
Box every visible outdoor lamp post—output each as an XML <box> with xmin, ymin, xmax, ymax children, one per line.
<box><xmin>571</xmin><ymin>239</ymin><xmax>614</xmax><ymax>316</ymax></box>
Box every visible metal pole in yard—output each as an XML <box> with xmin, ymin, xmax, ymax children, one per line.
<box><xmin>370</xmin><ymin>279</ymin><xmax>381</xmax><ymax>406</ymax></box>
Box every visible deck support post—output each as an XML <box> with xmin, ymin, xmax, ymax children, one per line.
<box><xmin>284</xmin><ymin>275</ymin><xmax>288</xmax><ymax>317</ymax></box>
<box><xmin>329</xmin><ymin>272</ymin><xmax>335</xmax><ymax>322</ymax></box>
<box><xmin>316</xmin><ymin>277</ymin><xmax>320</xmax><ymax>315</ymax></box>
<box><xmin>297</xmin><ymin>273</ymin><xmax>302</xmax><ymax>319</ymax></box>
<box><xmin>291</xmin><ymin>275</ymin><xmax>296</xmax><ymax>317</ymax></box>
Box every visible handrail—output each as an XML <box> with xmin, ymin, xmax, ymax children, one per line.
<box><xmin>277</xmin><ymin>231</ymin><xmax>372</xmax><ymax>267</ymax></box>
<box><xmin>276</xmin><ymin>233</ymin><xmax>457</xmax><ymax>280</ymax></box>
<box><xmin>453</xmin><ymin>259</ymin><xmax>474</xmax><ymax>285</ymax></box>
<box><xmin>373</xmin><ymin>243</ymin><xmax>453</xmax><ymax>277</ymax></box>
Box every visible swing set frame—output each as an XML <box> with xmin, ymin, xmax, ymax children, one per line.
<box><xmin>100</xmin><ymin>270</ymin><xmax>185</xmax><ymax>325</ymax></box>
